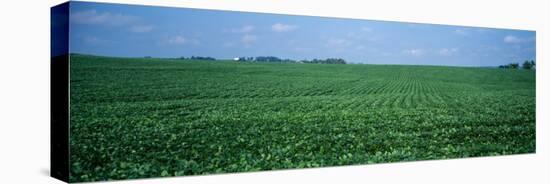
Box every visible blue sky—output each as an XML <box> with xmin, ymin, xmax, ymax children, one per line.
<box><xmin>68</xmin><ymin>1</ymin><xmax>535</xmax><ymax>66</ymax></box>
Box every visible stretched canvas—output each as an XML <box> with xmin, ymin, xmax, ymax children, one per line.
<box><xmin>51</xmin><ymin>1</ymin><xmax>536</xmax><ymax>183</ymax></box>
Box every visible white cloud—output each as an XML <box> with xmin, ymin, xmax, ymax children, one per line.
<box><xmin>271</xmin><ymin>23</ymin><xmax>297</xmax><ymax>32</ymax></box>
<box><xmin>230</xmin><ymin>25</ymin><xmax>254</xmax><ymax>33</ymax></box>
<box><xmin>167</xmin><ymin>36</ymin><xmax>186</xmax><ymax>44</ymax></box>
<box><xmin>71</xmin><ymin>10</ymin><xmax>137</xmax><ymax>26</ymax></box>
<box><xmin>347</xmin><ymin>32</ymin><xmax>381</xmax><ymax>42</ymax></box>
<box><xmin>361</xmin><ymin>26</ymin><xmax>373</xmax><ymax>32</ymax></box>
<box><xmin>438</xmin><ymin>48</ymin><xmax>459</xmax><ymax>56</ymax></box>
<box><xmin>84</xmin><ymin>37</ymin><xmax>99</xmax><ymax>44</ymax></box>
<box><xmin>130</xmin><ymin>25</ymin><xmax>154</xmax><ymax>33</ymax></box>
<box><xmin>403</xmin><ymin>49</ymin><xmax>425</xmax><ymax>56</ymax></box>
<box><xmin>241</xmin><ymin>34</ymin><xmax>258</xmax><ymax>46</ymax></box>
<box><xmin>504</xmin><ymin>35</ymin><xmax>521</xmax><ymax>43</ymax></box>
<box><xmin>164</xmin><ymin>35</ymin><xmax>199</xmax><ymax>45</ymax></box>
<box><xmin>453</xmin><ymin>29</ymin><xmax>468</xmax><ymax>36</ymax></box>
<box><xmin>325</xmin><ymin>38</ymin><xmax>352</xmax><ymax>49</ymax></box>
<box><xmin>504</xmin><ymin>35</ymin><xmax>534</xmax><ymax>43</ymax></box>
<box><xmin>83</xmin><ymin>36</ymin><xmax>109</xmax><ymax>45</ymax></box>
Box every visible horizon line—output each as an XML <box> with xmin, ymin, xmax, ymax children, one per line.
<box><xmin>68</xmin><ymin>52</ymin><xmax>537</xmax><ymax>69</ymax></box>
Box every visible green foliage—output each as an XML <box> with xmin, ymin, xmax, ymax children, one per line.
<box><xmin>69</xmin><ymin>54</ymin><xmax>535</xmax><ymax>182</ymax></box>
<box><xmin>499</xmin><ymin>62</ymin><xmax>521</xmax><ymax>69</ymax></box>
<box><xmin>302</xmin><ymin>58</ymin><xmax>346</xmax><ymax>64</ymax></box>
<box><xmin>233</xmin><ymin>56</ymin><xmax>346</xmax><ymax>64</ymax></box>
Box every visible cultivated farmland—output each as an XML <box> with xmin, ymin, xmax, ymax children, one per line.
<box><xmin>69</xmin><ymin>54</ymin><xmax>535</xmax><ymax>182</ymax></box>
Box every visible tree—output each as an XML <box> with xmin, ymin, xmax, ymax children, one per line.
<box><xmin>190</xmin><ymin>56</ymin><xmax>216</xmax><ymax>61</ymax></box>
<box><xmin>499</xmin><ymin>61</ymin><xmax>535</xmax><ymax>69</ymax></box>
<box><xmin>522</xmin><ymin>60</ymin><xmax>534</xmax><ymax>69</ymax></box>
<box><xmin>304</xmin><ymin>58</ymin><xmax>346</xmax><ymax>64</ymax></box>
<box><xmin>509</xmin><ymin>63</ymin><xmax>519</xmax><ymax>69</ymax></box>
<box><xmin>255</xmin><ymin>56</ymin><xmax>282</xmax><ymax>62</ymax></box>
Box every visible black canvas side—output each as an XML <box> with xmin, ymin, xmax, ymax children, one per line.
<box><xmin>51</xmin><ymin>2</ymin><xmax>70</xmax><ymax>183</ymax></box>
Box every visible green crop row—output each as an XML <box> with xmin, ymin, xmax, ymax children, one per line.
<box><xmin>68</xmin><ymin>54</ymin><xmax>535</xmax><ymax>182</ymax></box>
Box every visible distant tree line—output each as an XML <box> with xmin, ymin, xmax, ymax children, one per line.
<box><xmin>301</xmin><ymin>58</ymin><xmax>346</xmax><ymax>64</ymax></box>
<box><xmin>237</xmin><ymin>56</ymin><xmax>347</xmax><ymax>64</ymax></box>
<box><xmin>169</xmin><ymin>55</ymin><xmax>347</xmax><ymax>64</ymax></box>
<box><xmin>499</xmin><ymin>60</ymin><xmax>535</xmax><ymax>70</ymax></box>
<box><xmin>239</xmin><ymin>56</ymin><xmax>295</xmax><ymax>63</ymax></box>
<box><xmin>178</xmin><ymin>56</ymin><xmax>216</xmax><ymax>61</ymax></box>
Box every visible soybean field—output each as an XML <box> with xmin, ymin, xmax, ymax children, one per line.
<box><xmin>69</xmin><ymin>54</ymin><xmax>536</xmax><ymax>182</ymax></box>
